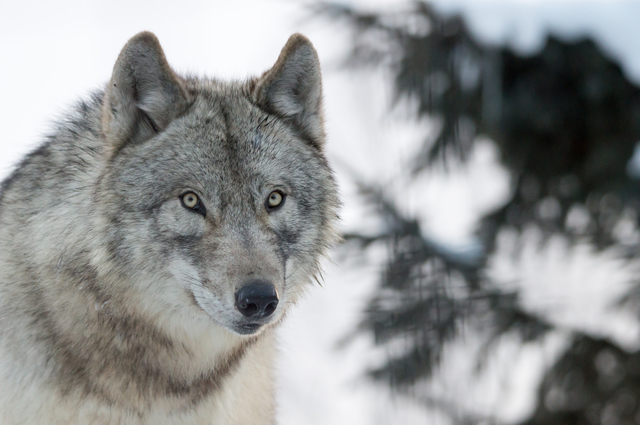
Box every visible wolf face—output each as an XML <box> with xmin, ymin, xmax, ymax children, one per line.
<box><xmin>95</xmin><ymin>33</ymin><xmax>339</xmax><ymax>336</ymax></box>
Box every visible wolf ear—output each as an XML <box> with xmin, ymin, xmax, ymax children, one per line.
<box><xmin>253</xmin><ymin>34</ymin><xmax>325</xmax><ymax>149</ymax></box>
<box><xmin>102</xmin><ymin>32</ymin><xmax>188</xmax><ymax>156</ymax></box>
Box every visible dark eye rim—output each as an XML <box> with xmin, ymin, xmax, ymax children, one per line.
<box><xmin>265</xmin><ymin>190</ymin><xmax>286</xmax><ymax>212</ymax></box>
<box><xmin>180</xmin><ymin>192</ymin><xmax>207</xmax><ymax>217</ymax></box>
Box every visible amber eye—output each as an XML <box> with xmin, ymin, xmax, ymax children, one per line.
<box><xmin>266</xmin><ymin>191</ymin><xmax>285</xmax><ymax>210</ymax></box>
<box><xmin>180</xmin><ymin>192</ymin><xmax>206</xmax><ymax>216</ymax></box>
<box><xmin>182</xmin><ymin>193</ymin><xmax>199</xmax><ymax>208</ymax></box>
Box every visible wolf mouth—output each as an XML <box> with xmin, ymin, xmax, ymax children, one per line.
<box><xmin>236</xmin><ymin>323</ymin><xmax>263</xmax><ymax>335</ymax></box>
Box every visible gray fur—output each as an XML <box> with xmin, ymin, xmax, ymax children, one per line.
<box><xmin>0</xmin><ymin>32</ymin><xmax>339</xmax><ymax>424</ymax></box>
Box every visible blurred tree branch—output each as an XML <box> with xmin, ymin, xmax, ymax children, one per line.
<box><xmin>315</xmin><ymin>1</ymin><xmax>640</xmax><ymax>423</ymax></box>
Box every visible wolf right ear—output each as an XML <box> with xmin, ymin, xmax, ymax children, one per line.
<box><xmin>102</xmin><ymin>32</ymin><xmax>188</xmax><ymax>157</ymax></box>
<box><xmin>253</xmin><ymin>34</ymin><xmax>325</xmax><ymax>150</ymax></box>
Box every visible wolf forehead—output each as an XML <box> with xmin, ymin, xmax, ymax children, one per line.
<box><xmin>97</xmin><ymin>30</ymin><xmax>333</xmax><ymax>203</ymax></box>
<box><xmin>107</xmin><ymin>83</ymin><xmax>330</xmax><ymax>204</ymax></box>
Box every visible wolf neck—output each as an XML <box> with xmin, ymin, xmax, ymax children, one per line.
<box><xmin>34</xmin><ymin>253</ymin><xmax>263</xmax><ymax>411</ymax></box>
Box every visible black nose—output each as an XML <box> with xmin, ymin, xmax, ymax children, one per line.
<box><xmin>235</xmin><ymin>281</ymin><xmax>279</xmax><ymax>318</ymax></box>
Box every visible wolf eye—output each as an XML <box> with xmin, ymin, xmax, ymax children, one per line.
<box><xmin>266</xmin><ymin>191</ymin><xmax>285</xmax><ymax>211</ymax></box>
<box><xmin>180</xmin><ymin>192</ymin><xmax>206</xmax><ymax>216</ymax></box>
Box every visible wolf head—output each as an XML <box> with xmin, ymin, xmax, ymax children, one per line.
<box><xmin>96</xmin><ymin>32</ymin><xmax>339</xmax><ymax>336</ymax></box>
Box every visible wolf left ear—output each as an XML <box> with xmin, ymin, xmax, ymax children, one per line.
<box><xmin>102</xmin><ymin>32</ymin><xmax>189</xmax><ymax>157</ymax></box>
<box><xmin>253</xmin><ymin>34</ymin><xmax>325</xmax><ymax>149</ymax></box>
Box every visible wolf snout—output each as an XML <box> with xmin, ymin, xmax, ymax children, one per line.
<box><xmin>235</xmin><ymin>281</ymin><xmax>279</xmax><ymax>318</ymax></box>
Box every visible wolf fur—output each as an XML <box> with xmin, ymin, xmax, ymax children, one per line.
<box><xmin>0</xmin><ymin>32</ymin><xmax>339</xmax><ymax>424</ymax></box>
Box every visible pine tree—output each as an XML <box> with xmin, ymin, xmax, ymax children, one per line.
<box><xmin>316</xmin><ymin>2</ymin><xmax>640</xmax><ymax>423</ymax></box>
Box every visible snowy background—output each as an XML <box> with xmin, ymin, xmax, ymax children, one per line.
<box><xmin>2</xmin><ymin>0</ymin><xmax>640</xmax><ymax>423</ymax></box>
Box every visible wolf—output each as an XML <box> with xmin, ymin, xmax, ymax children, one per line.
<box><xmin>0</xmin><ymin>32</ymin><xmax>339</xmax><ymax>424</ymax></box>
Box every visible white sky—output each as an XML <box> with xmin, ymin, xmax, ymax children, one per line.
<box><xmin>431</xmin><ymin>0</ymin><xmax>640</xmax><ymax>82</ymax></box>
<box><xmin>2</xmin><ymin>0</ymin><xmax>640</xmax><ymax>423</ymax></box>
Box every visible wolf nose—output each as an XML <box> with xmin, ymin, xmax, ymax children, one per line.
<box><xmin>235</xmin><ymin>282</ymin><xmax>279</xmax><ymax>318</ymax></box>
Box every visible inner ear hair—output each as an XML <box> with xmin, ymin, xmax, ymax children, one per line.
<box><xmin>253</xmin><ymin>33</ymin><xmax>326</xmax><ymax>150</ymax></box>
<box><xmin>102</xmin><ymin>31</ymin><xmax>189</xmax><ymax>157</ymax></box>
